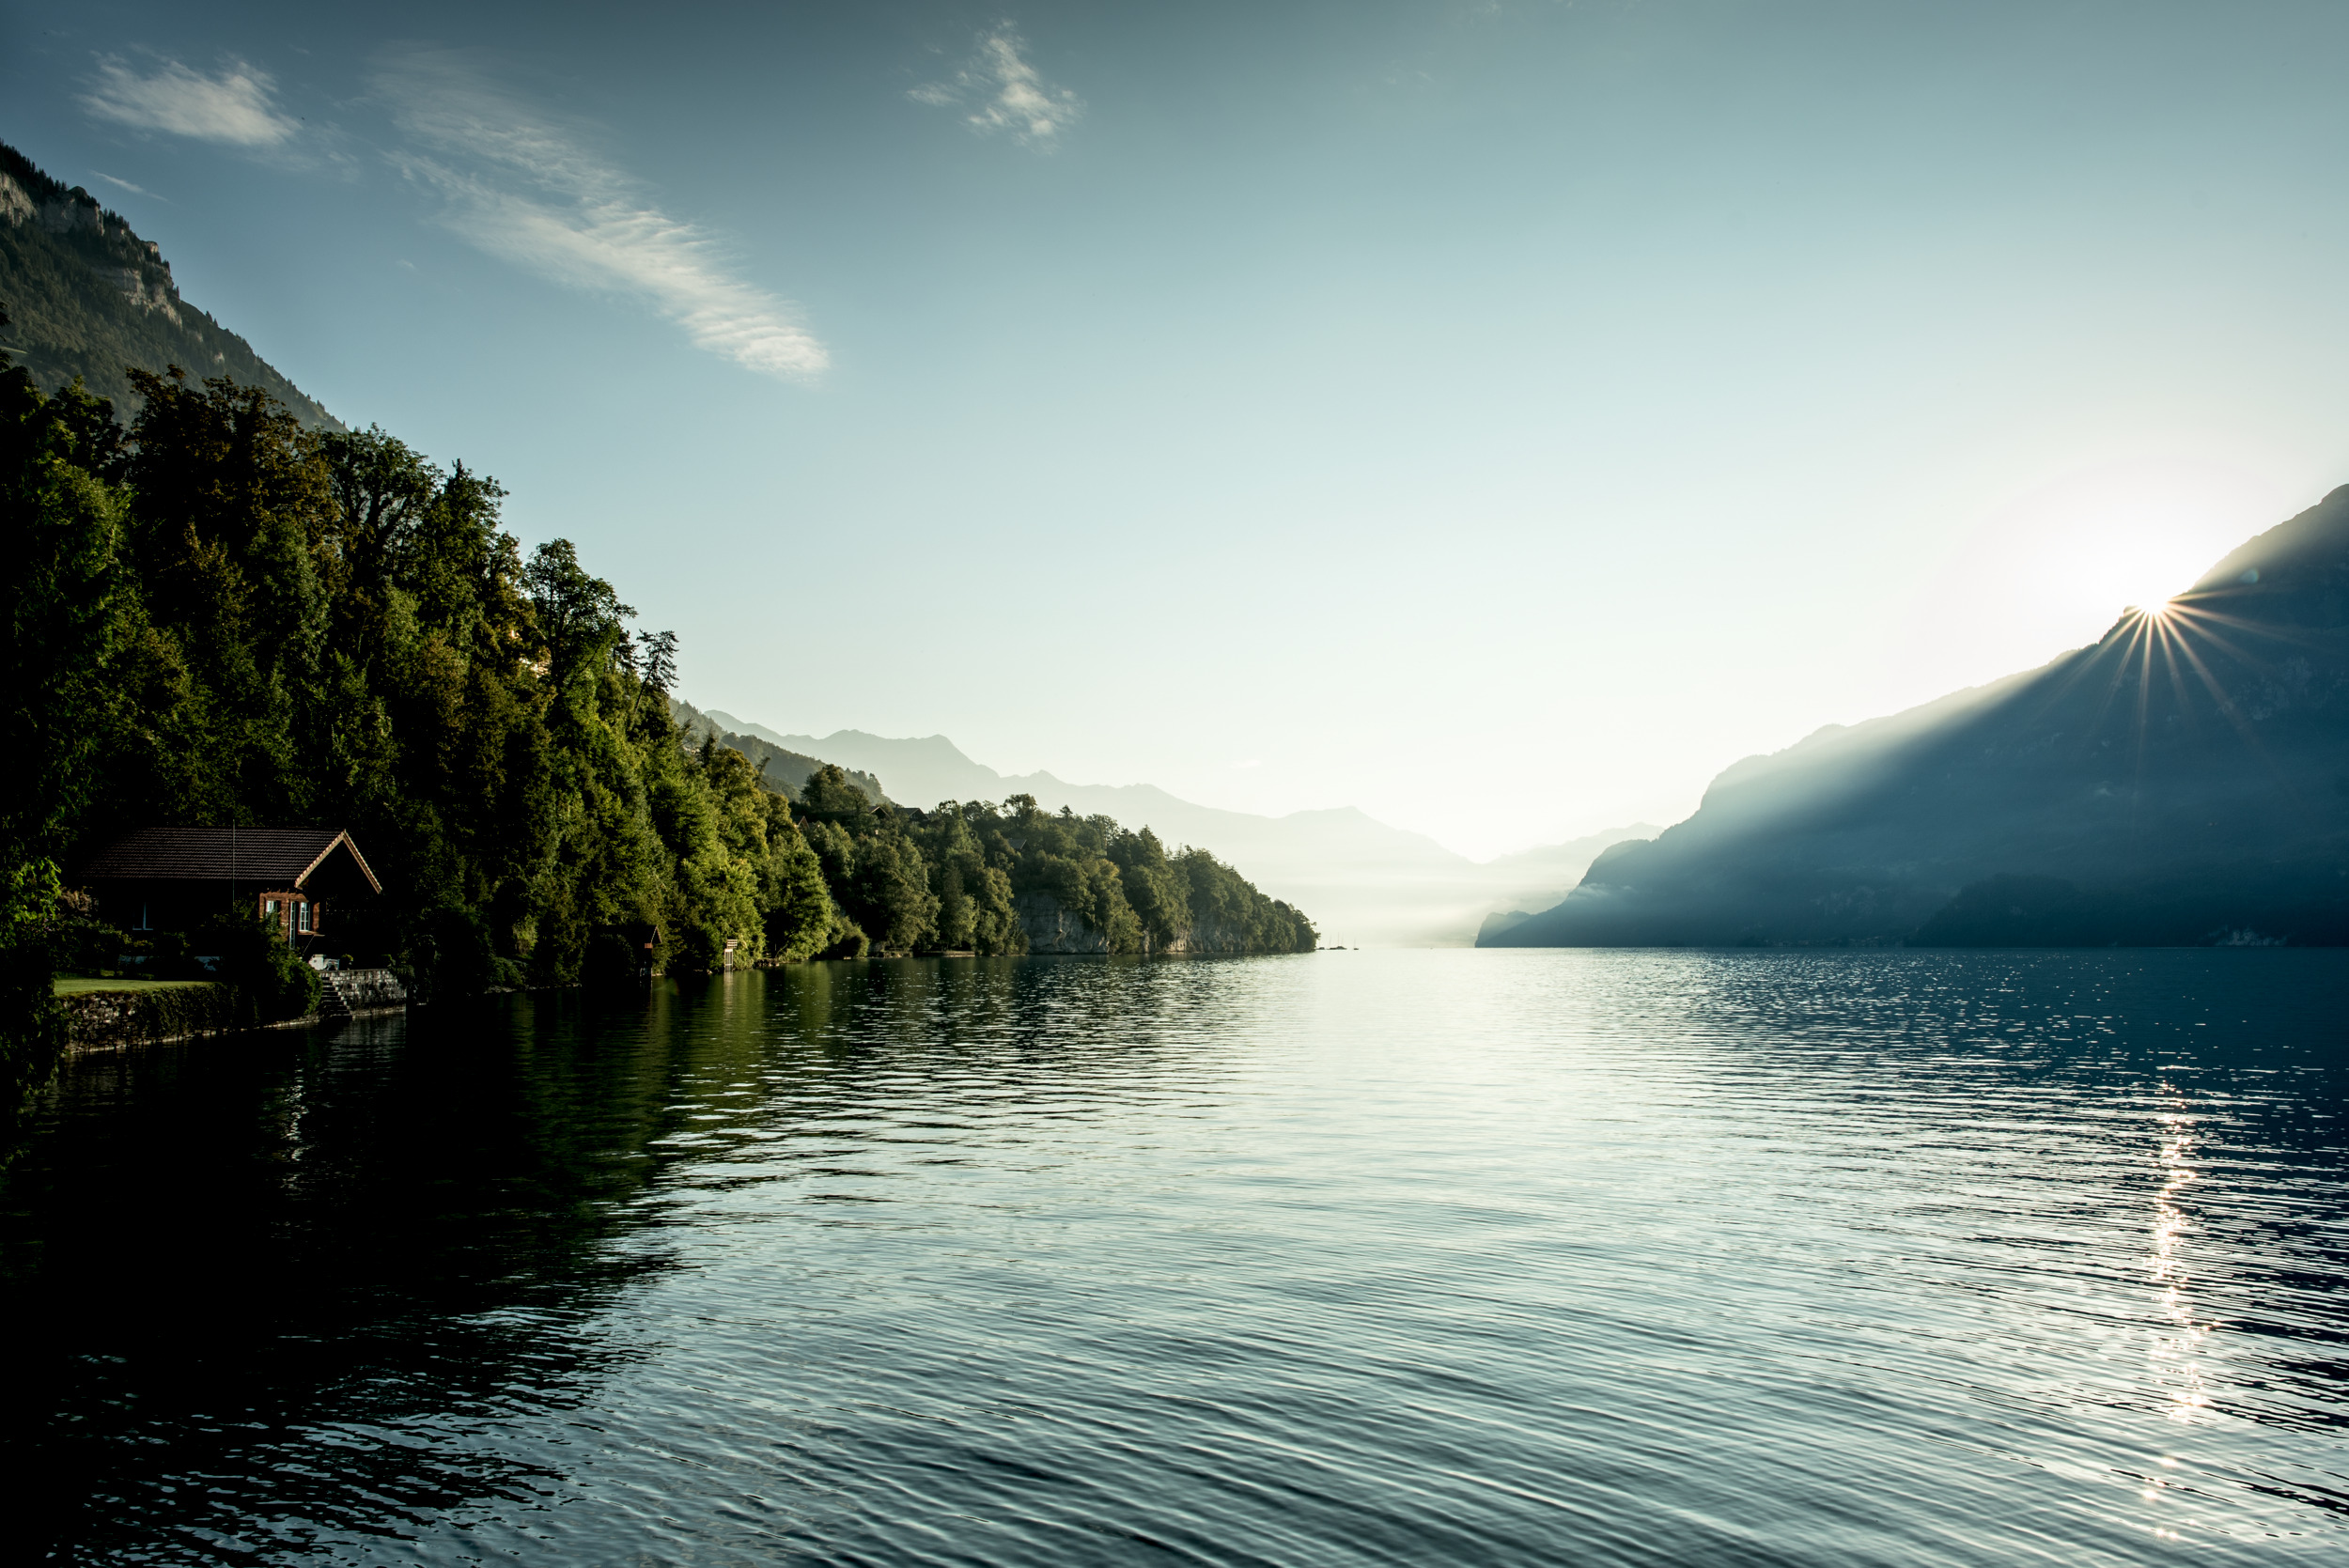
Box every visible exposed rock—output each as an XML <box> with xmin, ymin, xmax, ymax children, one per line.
<box><xmin>1017</xmin><ymin>892</ymin><xmax>1114</xmax><ymax>954</ymax></box>
<box><xmin>1014</xmin><ymin>893</ymin><xmax>1282</xmax><ymax>955</ymax></box>
<box><xmin>1168</xmin><ymin>917</ymin><xmax>1259</xmax><ymax>955</ymax></box>
<box><xmin>0</xmin><ymin>140</ymin><xmax>340</xmax><ymax>427</ymax></box>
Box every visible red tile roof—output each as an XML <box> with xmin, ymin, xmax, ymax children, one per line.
<box><xmin>78</xmin><ymin>828</ymin><xmax>382</xmax><ymax>893</ymax></box>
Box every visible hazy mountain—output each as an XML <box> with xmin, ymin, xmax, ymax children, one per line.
<box><xmin>703</xmin><ymin>711</ymin><xmax>1647</xmax><ymax>945</ymax></box>
<box><xmin>0</xmin><ymin>142</ymin><xmax>338</xmax><ymax>427</ymax></box>
<box><xmin>673</xmin><ymin>701</ymin><xmax>885</xmax><ymax>806</ymax></box>
<box><xmin>1470</xmin><ymin>829</ymin><xmax>1670</xmax><ymax>943</ymax></box>
<box><xmin>1486</xmin><ymin>489</ymin><xmax>2349</xmax><ymax>948</ymax></box>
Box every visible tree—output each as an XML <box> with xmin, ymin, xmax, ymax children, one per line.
<box><xmin>0</xmin><ymin>349</ymin><xmax>1311</xmax><ymax>1085</ymax></box>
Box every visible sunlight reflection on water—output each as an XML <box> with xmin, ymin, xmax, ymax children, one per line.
<box><xmin>4</xmin><ymin>949</ymin><xmax>2346</xmax><ymax>1565</ymax></box>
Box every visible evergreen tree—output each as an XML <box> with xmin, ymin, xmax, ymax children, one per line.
<box><xmin>0</xmin><ymin>360</ymin><xmax>1313</xmax><ymax>1114</ymax></box>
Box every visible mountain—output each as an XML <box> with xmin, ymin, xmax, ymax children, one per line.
<box><xmin>702</xmin><ymin>711</ymin><xmax>1648</xmax><ymax>945</ymax></box>
<box><xmin>0</xmin><ymin>142</ymin><xmax>337</xmax><ymax>427</ymax></box>
<box><xmin>1486</xmin><ymin>489</ymin><xmax>2349</xmax><ymax>948</ymax></box>
<box><xmin>709</xmin><ymin>716</ymin><xmax>1469</xmax><ymax>874</ymax></box>
<box><xmin>672</xmin><ymin>702</ymin><xmax>885</xmax><ymax>805</ymax></box>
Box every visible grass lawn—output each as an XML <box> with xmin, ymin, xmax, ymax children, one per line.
<box><xmin>53</xmin><ymin>977</ymin><xmax>219</xmax><ymax>996</ymax></box>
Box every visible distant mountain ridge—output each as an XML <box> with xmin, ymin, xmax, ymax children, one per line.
<box><xmin>700</xmin><ymin>712</ymin><xmax>1650</xmax><ymax>946</ymax></box>
<box><xmin>673</xmin><ymin>701</ymin><xmax>885</xmax><ymax>806</ymax></box>
<box><xmin>708</xmin><ymin>714</ymin><xmax>1465</xmax><ymax>864</ymax></box>
<box><xmin>0</xmin><ymin>141</ymin><xmax>338</xmax><ymax>427</ymax></box>
<box><xmin>1486</xmin><ymin>488</ymin><xmax>2349</xmax><ymax>948</ymax></box>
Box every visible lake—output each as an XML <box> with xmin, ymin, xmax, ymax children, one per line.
<box><xmin>4</xmin><ymin>949</ymin><xmax>2346</xmax><ymax>1564</ymax></box>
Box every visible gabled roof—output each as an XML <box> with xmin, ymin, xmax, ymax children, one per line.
<box><xmin>78</xmin><ymin>828</ymin><xmax>382</xmax><ymax>893</ymax></box>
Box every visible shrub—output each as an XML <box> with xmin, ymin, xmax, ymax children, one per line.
<box><xmin>194</xmin><ymin>910</ymin><xmax>320</xmax><ymax>1022</ymax></box>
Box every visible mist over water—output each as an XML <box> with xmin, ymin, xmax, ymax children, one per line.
<box><xmin>5</xmin><ymin>951</ymin><xmax>2347</xmax><ymax>1564</ymax></box>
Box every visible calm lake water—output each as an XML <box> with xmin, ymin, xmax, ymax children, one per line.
<box><xmin>5</xmin><ymin>950</ymin><xmax>2347</xmax><ymax>1565</ymax></box>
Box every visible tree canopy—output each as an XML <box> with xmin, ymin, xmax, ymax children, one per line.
<box><xmin>0</xmin><ymin>353</ymin><xmax>1312</xmax><ymax>1106</ymax></box>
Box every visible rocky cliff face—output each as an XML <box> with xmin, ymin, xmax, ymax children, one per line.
<box><xmin>1168</xmin><ymin>917</ymin><xmax>1268</xmax><ymax>955</ymax></box>
<box><xmin>1014</xmin><ymin>893</ymin><xmax>1281</xmax><ymax>955</ymax></box>
<box><xmin>0</xmin><ymin>142</ymin><xmax>339</xmax><ymax>427</ymax></box>
<box><xmin>1017</xmin><ymin>892</ymin><xmax>1117</xmax><ymax>954</ymax></box>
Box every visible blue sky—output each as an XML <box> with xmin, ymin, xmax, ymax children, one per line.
<box><xmin>10</xmin><ymin>0</ymin><xmax>2349</xmax><ymax>857</ymax></box>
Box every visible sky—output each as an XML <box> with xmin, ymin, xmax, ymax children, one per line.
<box><xmin>8</xmin><ymin>0</ymin><xmax>2349</xmax><ymax>859</ymax></box>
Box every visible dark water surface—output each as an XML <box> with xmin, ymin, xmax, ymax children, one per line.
<box><xmin>6</xmin><ymin>950</ymin><xmax>2348</xmax><ymax>1564</ymax></box>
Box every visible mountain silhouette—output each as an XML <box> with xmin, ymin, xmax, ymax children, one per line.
<box><xmin>1486</xmin><ymin>488</ymin><xmax>2349</xmax><ymax>948</ymax></box>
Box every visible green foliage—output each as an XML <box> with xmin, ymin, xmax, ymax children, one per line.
<box><xmin>758</xmin><ymin>803</ymin><xmax>839</xmax><ymax>963</ymax></box>
<box><xmin>195</xmin><ymin>911</ymin><xmax>322</xmax><ymax>1023</ymax></box>
<box><xmin>798</xmin><ymin>763</ymin><xmax>877</xmax><ymax>818</ymax></box>
<box><xmin>46</xmin><ymin>899</ymin><xmax>127</xmax><ymax>977</ymax></box>
<box><xmin>0</xmin><ymin>341</ymin><xmax>1315</xmax><ymax>1098</ymax></box>
<box><xmin>3</xmin><ymin>367</ymin><xmax>132</xmax><ymax>872</ymax></box>
<box><xmin>54</xmin><ymin>982</ymin><xmax>238</xmax><ymax>1049</ymax></box>
<box><xmin>918</xmin><ymin>807</ymin><xmax>1021</xmax><ymax>954</ymax></box>
<box><xmin>0</xmin><ymin>363</ymin><xmax>752</xmax><ymax>1004</ymax></box>
<box><xmin>830</xmin><ymin>793</ymin><xmax>1316</xmax><ymax>957</ymax></box>
<box><xmin>0</xmin><ymin>860</ymin><xmax>68</xmax><ymax>1136</ymax></box>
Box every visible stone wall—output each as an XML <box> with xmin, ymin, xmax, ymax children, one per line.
<box><xmin>62</xmin><ymin>985</ymin><xmax>239</xmax><ymax>1050</ymax></box>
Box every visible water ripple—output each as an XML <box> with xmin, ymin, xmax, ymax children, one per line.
<box><xmin>3</xmin><ymin>949</ymin><xmax>2346</xmax><ymax>1563</ymax></box>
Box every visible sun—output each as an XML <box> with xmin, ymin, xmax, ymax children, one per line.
<box><xmin>1933</xmin><ymin>460</ymin><xmax>2286</xmax><ymax>653</ymax></box>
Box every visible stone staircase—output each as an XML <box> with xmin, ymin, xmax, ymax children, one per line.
<box><xmin>319</xmin><ymin>968</ymin><xmax>409</xmax><ymax>1020</ymax></box>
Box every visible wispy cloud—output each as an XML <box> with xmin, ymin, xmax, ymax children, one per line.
<box><xmin>81</xmin><ymin>55</ymin><xmax>299</xmax><ymax>147</ymax></box>
<box><xmin>374</xmin><ymin>48</ymin><xmax>827</xmax><ymax>380</ymax></box>
<box><xmin>911</xmin><ymin>24</ymin><xmax>1082</xmax><ymax>147</ymax></box>
<box><xmin>93</xmin><ymin>171</ymin><xmax>165</xmax><ymax>200</ymax></box>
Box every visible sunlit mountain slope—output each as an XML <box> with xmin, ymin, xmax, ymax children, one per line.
<box><xmin>1486</xmin><ymin>489</ymin><xmax>2349</xmax><ymax>947</ymax></box>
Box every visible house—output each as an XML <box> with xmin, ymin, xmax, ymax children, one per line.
<box><xmin>78</xmin><ymin>827</ymin><xmax>383</xmax><ymax>951</ymax></box>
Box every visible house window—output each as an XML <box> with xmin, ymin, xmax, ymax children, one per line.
<box><xmin>297</xmin><ymin>901</ymin><xmax>310</xmax><ymax>934</ymax></box>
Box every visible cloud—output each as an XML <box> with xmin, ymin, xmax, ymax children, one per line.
<box><xmin>911</xmin><ymin>24</ymin><xmax>1082</xmax><ymax>147</ymax></box>
<box><xmin>93</xmin><ymin>171</ymin><xmax>164</xmax><ymax>200</ymax></box>
<box><xmin>375</xmin><ymin>49</ymin><xmax>827</xmax><ymax>380</ymax></box>
<box><xmin>81</xmin><ymin>56</ymin><xmax>299</xmax><ymax>147</ymax></box>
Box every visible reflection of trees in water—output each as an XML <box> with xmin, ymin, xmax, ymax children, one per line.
<box><xmin>617</xmin><ymin>959</ymin><xmax>1288</xmax><ymax>1236</ymax></box>
<box><xmin>0</xmin><ymin>956</ymin><xmax>1294</xmax><ymax>1558</ymax></box>
<box><xmin>0</xmin><ymin>1007</ymin><xmax>688</xmax><ymax>1560</ymax></box>
<box><xmin>659</xmin><ymin>955</ymin><xmax>1274</xmax><ymax>1087</ymax></box>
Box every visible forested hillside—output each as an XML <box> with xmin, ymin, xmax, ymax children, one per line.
<box><xmin>707</xmin><ymin>713</ymin><xmax>1585</xmax><ymax>946</ymax></box>
<box><xmin>783</xmin><ymin>764</ymin><xmax>1317</xmax><ymax>958</ymax></box>
<box><xmin>0</xmin><ymin>346</ymin><xmax>1310</xmax><ymax>1103</ymax></box>
<box><xmin>0</xmin><ymin>141</ymin><xmax>338</xmax><ymax>427</ymax></box>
